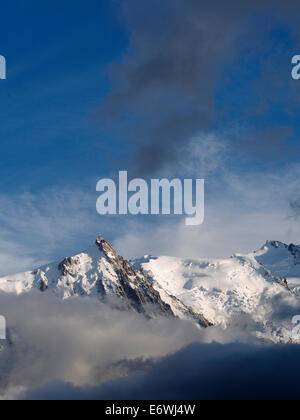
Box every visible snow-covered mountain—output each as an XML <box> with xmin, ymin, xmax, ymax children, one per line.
<box><xmin>0</xmin><ymin>236</ymin><xmax>211</xmax><ymax>327</ymax></box>
<box><xmin>0</xmin><ymin>237</ymin><xmax>300</xmax><ymax>342</ymax></box>
<box><xmin>132</xmin><ymin>240</ymin><xmax>300</xmax><ymax>343</ymax></box>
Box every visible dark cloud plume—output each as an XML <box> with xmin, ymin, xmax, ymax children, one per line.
<box><xmin>98</xmin><ymin>0</ymin><xmax>298</xmax><ymax>175</ymax></box>
<box><xmin>21</xmin><ymin>342</ymin><xmax>300</xmax><ymax>400</ymax></box>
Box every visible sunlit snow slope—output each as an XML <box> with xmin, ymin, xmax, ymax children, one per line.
<box><xmin>134</xmin><ymin>241</ymin><xmax>300</xmax><ymax>342</ymax></box>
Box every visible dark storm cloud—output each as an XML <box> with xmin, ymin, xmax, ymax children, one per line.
<box><xmin>21</xmin><ymin>342</ymin><xmax>300</xmax><ymax>400</ymax></box>
<box><xmin>98</xmin><ymin>0</ymin><xmax>298</xmax><ymax>175</ymax></box>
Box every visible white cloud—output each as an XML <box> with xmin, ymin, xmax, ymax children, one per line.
<box><xmin>0</xmin><ymin>136</ymin><xmax>300</xmax><ymax>273</ymax></box>
<box><xmin>113</xmin><ymin>164</ymin><xmax>300</xmax><ymax>259</ymax></box>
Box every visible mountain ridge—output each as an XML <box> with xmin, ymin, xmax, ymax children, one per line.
<box><xmin>1</xmin><ymin>237</ymin><xmax>300</xmax><ymax>342</ymax></box>
<box><xmin>0</xmin><ymin>235</ymin><xmax>211</xmax><ymax>328</ymax></box>
<box><xmin>133</xmin><ymin>239</ymin><xmax>300</xmax><ymax>343</ymax></box>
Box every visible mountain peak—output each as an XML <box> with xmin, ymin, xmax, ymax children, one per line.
<box><xmin>1</xmin><ymin>236</ymin><xmax>300</xmax><ymax>341</ymax></box>
<box><xmin>95</xmin><ymin>235</ymin><xmax>117</xmax><ymax>258</ymax></box>
<box><xmin>0</xmin><ymin>235</ymin><xmax>211</xmax><ymax>328</ymax></box>
<box><xmin>96</xmin><ymin>234</ymin><xmax>105</xmax><ymax>245</ymax></box>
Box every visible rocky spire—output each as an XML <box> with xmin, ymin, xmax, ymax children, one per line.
<box><xmin>25</xmin><ymin>235</ymin><xmax>212</xmax><ymax>327</ymax></box>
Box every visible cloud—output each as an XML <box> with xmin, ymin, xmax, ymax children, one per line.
<box><xmin>113</xmin><ymin>163</ymin><xmax>300</xmax><ymax>259</ymax></box>
<box><xmin>18</xmin><ymin>341</ymin><xmax>300</xmax><ymax>400</ymax></box>
<box><xmin>96</xmin><ymin>0</ymin><xmax>299</xmax><ymax>175</ymax></box>
<box><xmin>0</xmin><ymin>262</ymin><xmax>299</xmax><ymax>400</ymax></box>
<box><xmin>0</xmin><ymin>292</ymin><xmax>208</xmax><ymax>395</ymax></box>
<box><xmin>0</xmin><ymin>188</ymin><xmax>111</xmax><ymax>276</ymax></box>
<box><xmin>98</xmin><ymin>0</ymin><xmax>239</xmax><ymax>174</ymax></box>
<box><xmin>0</xmin><ymin>287</ymin><xmax>267</xmax><ymax>400</ymax></box>
<box><xmin>1</xmin><ymin>146</ymin><xmax>300</xmax><ymax>275</ymax></box>
<box><xmin>174</xmin><ymin>132</ymin><xmax>228</xmax><ymax>178</ymax></box>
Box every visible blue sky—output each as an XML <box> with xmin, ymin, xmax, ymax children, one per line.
<box><xmin>0</xmin><ymin>0</ymin><xmax>128</xmax><ymax>193</ymax></box>
<box><xmin>0</xmin><ymin>0</ymin><xmax>300</xmax><ymax>275</ymax></box>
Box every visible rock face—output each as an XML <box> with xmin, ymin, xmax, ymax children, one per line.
<box><xmin>0</xmin><ymin>235</ymin><xmax>211</xmax><ymax>327</ymax></box>
<box><xmin>94</xmin><ymin>235</ymin><xmax>175</xmax><ymax>317</ymax></box>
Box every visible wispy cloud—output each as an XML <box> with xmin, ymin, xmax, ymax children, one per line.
<box><xmin>113</xmin><ymin>162</ymin><xmax>300</xmax><ymax>259</ymax></box>
<box><xmin>1</xmin><ymin>146</ymin><xmax>300</xmax><ymax>273</ymax></box>
<box><xmin>0</xmin><ymin>188</ymin><xmax>101</xmax><ymax>275</ymax></box>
